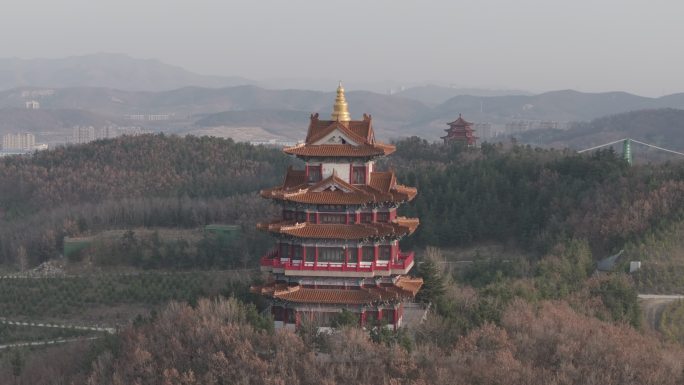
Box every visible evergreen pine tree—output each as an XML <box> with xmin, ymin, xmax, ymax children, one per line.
<box><xmin>416</xmin><ymin>247</ymin><xmax>446</xmax><ymax>304</ymax></box>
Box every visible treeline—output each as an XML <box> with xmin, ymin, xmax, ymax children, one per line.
<box><xmin>3</xmin><ymin>134</ymin><xmax>684</xmax><ymax>268</ymax></box>
<box><xmin>390</xmin><ymin>137</ymin><xmax>684</xmax><ymax>256</ymax></box>
<box><xmin>3</xmin><ymin>297</ymin><xmax>680</xmax><ymax>385</ymax></box>
<box><xmin>516</xmin><ymin>108</ymin><xmax>684</xmax><ymax>150</ymax></box>
<box><xmin>84</xmin><ymin>227</ymin><xmax>272</xmax><ymax>269</ymax></box>
<box><xmin>0</xmin><ymin>135</ymin><xmax>288</xmax><ymax>266</ymax></box>
<box><xmin>0</xmin><ymin>134</ymin><xmax>292</xmax><ymax>216</ymax></box>
<box><xmin>0</xmin><ymin>194</ymin><xmax>276</xmax><ymax>266</ymax></box>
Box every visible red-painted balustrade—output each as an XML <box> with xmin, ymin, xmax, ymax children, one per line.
<box><xmin>259</xmin><ymin>248</ymin><xmax>415</xmax><ymax>273</ymax></box>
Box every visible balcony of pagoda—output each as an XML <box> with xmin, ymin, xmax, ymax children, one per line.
<box><xmin>259</xmin><ymin>248</ymin><xmax>416</xmax><ymax>278</ymax></box>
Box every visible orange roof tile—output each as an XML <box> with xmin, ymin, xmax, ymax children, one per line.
<box><xmin>392</xmin><ymin>185</ymin><xmax>418</xmax><ymax>202</ymax></box>
<box><xmin>304</xmin><ymin>113</ymin><xmax>375</xmax><ymax>145</ymax></box>
<box><xmin>282</xmin><ymin>167</ymin><xmax>307</xmax><ymax>189</ymax></box>
<box><xmin>283</xmin><ymin>143</ymin><xmax>395</xmax><ymax>158</ymax></box>
<box><xmin>395</xmin><ymin>276</ymin><xmax>424</xmax><ymax>296</ymax></box>
<box><xmin>261</xmin><ymin>171</ymin><xmax>416</xmax><ymax>205</ymax></box>
<box><xmin>277</xmin><ymin>288</ymin><xmax>377</xmax><ymax>304</ymax></box>
<box><xmin>368</xmin><ymin>171</ymin><xmax>394</xmax><ymax>193</ymax></box>
<box><xmin>251</xmin><ymin>279</ymin><xmax>422</xmax><ymax>304</ymax></box>
<box><xmin>257</xmin><ymin>219</ymin><xmax>419</xmax><ymax>240</ymax></box>
<box><xmin>447</xmin><ymin>114</ymin><xmax>473</xmax><ymax>127</ymax></box>
<box><xmin>308</xmin><ymin>172</ymin><xmax>358</xmax><ymax>193</ymax></box>
<box><xmin>394</xmin><ymin>217</ymin><xmax>420</xmax><ymax>235</ymax></box>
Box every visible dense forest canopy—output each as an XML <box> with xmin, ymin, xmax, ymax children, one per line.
<box><xmin>1</xmin><ymin>134</ymin><xmax>684</xmax><ymax>267</ymax></box>
<box><xmin>390</xmin><ymin>137</ymin><xmax>684</xmax><ymax>257</ymax></box>
<box><xmin>1</xmin><ymin>135</ymin><xmax>684</xmax><ymax>384</ymax></box>
<box><xmin>0</xmin><ymin>134</ymin><xmax>292</xmax><ymax>266</ymax></box>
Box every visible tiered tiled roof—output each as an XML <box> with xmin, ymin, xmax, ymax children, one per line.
<box><xmin>306</xmin><ymin>113</ymin><xmax>374</xmax><ymax>143</ymax></box>
<box><xmin>257</xmin><ymin>217</ymin><xmax>419</xmax><ymax>240</ymax></box>
<box><xmin>446</xmin><ymin>114</ymin><xmax>473</xmax><ymax>128</ymax></box>
<box><xmin>442</xmin><ymin>113</ymin><xmax>478</xmax><ymax>144</ymax></box>
<box><xmin>260</xmin><ymin>171</ymin><xmax>417</xmax><ymax>205</ymax></box>
<box><xmin>284</xmin><ymin>143</ymin><xmax>395</xmax><ymax>157</ymax></box>
<box><xmin>283</xmin><ymin>113</ymin><xmax>396</xmax><ymax>158</ymax></box>
<box><xmin>253</xmin><ymin>276</ymin><xmax>423</xmax><ymax>305</ymax></box>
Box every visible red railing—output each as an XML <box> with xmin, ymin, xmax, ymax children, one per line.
<box><xmin>259</xmin><ymin>249</ymin><xmax>415</xmax><ymax>273</ymax></box>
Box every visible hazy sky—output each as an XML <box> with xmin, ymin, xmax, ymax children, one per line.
<box><xmin>1</xmin><ymin>0</ymin><xmax>682</xmax><ymax>96</ymax></box>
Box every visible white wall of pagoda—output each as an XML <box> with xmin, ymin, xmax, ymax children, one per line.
<box><xmin>313</xmin><ymin>130</ymin><xmax>361</xmax><ymax>146</ymax></box>
<box><xmin>305</xmin><ymin>161</ymin><xmax>374</xmax><ymax>184</ymax></box>
<box><xmin>322</xmin><ymin>163</ymin><xmax>351</xmax><ymax>181</ymax></box>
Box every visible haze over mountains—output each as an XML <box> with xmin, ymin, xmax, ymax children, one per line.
<box><xmin>2</xmin><ymin>53</ymin><xmax>684</xmax><ymax>149</ymax></box>
<box><xmin>0</xmin><ymin>53</ymin><xmax>253</xmax><ymax>92</ymax></box>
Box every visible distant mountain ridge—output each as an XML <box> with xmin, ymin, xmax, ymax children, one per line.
<box><xmin>513</xmin><ymin>108</ymin><xmax>684</xmax><ymax>151</ymax></box>
<box><xmin>0</xmin><ymin>53</ymin><xmax>253</xmax><ymax>92</ymax></box>
<box><xmin>395</xmin><ymin>85</ymin><xmax>532</xmax><ymax>106</ymax></box>
<box><xmin>2</xmin><ymin>83</ymin><xmax>684</xmax><ymax>144</ymax></box>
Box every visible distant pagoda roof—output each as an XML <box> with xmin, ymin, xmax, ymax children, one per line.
<box><xmin>443</xmin><ymin>113</ymin><xmax>478</xmax><ymax>145</ymax></box>
<box><xmin>257</xmin><ymin>217</ymin><xmax>419</xmax><ymax>240</ymax></box>
<box><xmin>447</xmin><ymin>113</ymin><xmax>473</xmax><ymax>127</ymax></box>
<box><xmin>261</xmin><ymin>169</ymin><xmax>417</xmax><ymax>205</ymax></box>
<box><xmin>252</xmin><ymin>276</ymin><xmax>423</xmax><ymax>305</ymax></box>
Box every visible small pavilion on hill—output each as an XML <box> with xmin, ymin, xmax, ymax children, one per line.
<box><xmin>442</xmin><ymin>114</ymin><xmax>478</xmax><ymax>147</ymax></box>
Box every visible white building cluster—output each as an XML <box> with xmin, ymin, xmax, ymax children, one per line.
<box><xmin>3</xmin><ymin>133</ymin><xmax>35</xmax><ymax>150</ymax></box>
<box><xmin>71</xmin><ymin>125</ymin><xmax>151</xmax><ymax>144</ymax></box>
<box><xmin>1</xmin><ymin>133</ymin><xmax>48</xmax><ymax>155</ymax></box>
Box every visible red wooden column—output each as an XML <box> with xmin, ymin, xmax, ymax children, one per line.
<box><xmin>356</xmin><ymin>246</ymin><xmax>362</xmax><ymax>271</ymax></box>
<box><xmin>344</xmin><ymin>247</ymin><xmax>349</xmax><ymax>267</ymax></box>
<box><xmin>314</xmin><ymin>246</ymin><xmax>319</xmax><ymax>267</ymax></box>
<box><xmin>302</xmin><ymin>246</ymin><xmax>307</xmax><ymax>264</ymax></box>
<box><xmin>373</xmin><ymin>244</ymin><xmax>379</xmax><ymax>268</ymax></box>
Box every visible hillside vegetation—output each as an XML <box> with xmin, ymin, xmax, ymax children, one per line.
<box><xmin>4</xmin><ymin>297</ymin><xmax>682</xmax><ymax>385</ymax></box>
<box><xmin>516</xmin><ymin>108</ymin><xmax>684</xmax><ymax>151</ymax></box>
<box><xmin>1</xmin><ymin>135</ymin><xmax>684</xmax><ymax>384</ymax></box>
<box><xmin>0</xmin><ymin>134</ymin><xmax>291</xmax><ymax>266</ymax></box>
<box><xmin>390</xmin><ymin>137</ymin><xmax>684</xmax><ymax>257</ymax></box>
<box><xmin>3</xmin><ymin>134</ymin><xmax>684</xmax><ymax>268</ymax></box>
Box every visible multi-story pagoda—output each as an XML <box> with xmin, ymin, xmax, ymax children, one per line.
<box><xmin>442</xmin><ymin>114</ymin><xmax>478</xmax><ymax>147</ymax></box>
<box><xmin>253</xmin><ymin>83</ymin><xmax>423</xmax><ymax>330</ymax></box>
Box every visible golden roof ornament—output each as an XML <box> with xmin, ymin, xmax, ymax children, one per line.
<box><xmin>331</xmin><ymin>81</ymin><xmax>351</xmax><ymax>122</ymax></box>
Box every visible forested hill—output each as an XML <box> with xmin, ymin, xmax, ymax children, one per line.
<box><xmin>0</xmin><ymin>134</ymin><xmax>292</xmax><ymax>215</ymax></box>
<box><xmin>389</xmin><ymin>138</ymin><xmax>684</xmax><ymax>256</ymax></box>
<box><xmin>1</xmin><ymin>134</ymin><xmax>684</xmax><ymax>267</ymax></box>
<box><xmin>515</xmin><ymin>108</ymin><xmax>684</xmax><ymax>151</ymax></box>
<box><xmin>0</xmin><ymin>135</ymin><xmax>293</xmax><ymax>266</ymax></box>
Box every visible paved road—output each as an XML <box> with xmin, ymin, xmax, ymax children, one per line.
<box><xmin>638</xmin><ymin>294</ymin><xmax>684</xmax><ymax>300</ymax></box>
<box><xmin>0</xmin><ymin>318</ymin><xmax>116</xmax><ymax>334</ymax></box>
<box><xmin>0</xmin><ymin>336</ymin><xmax>102</xmax><ymax>350</ymax></box>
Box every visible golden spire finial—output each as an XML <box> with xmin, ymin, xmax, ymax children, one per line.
<box><xmin>331</xmin><ymin>81</ymin><xmax>351</xmax><ymax>122</ymax></box>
